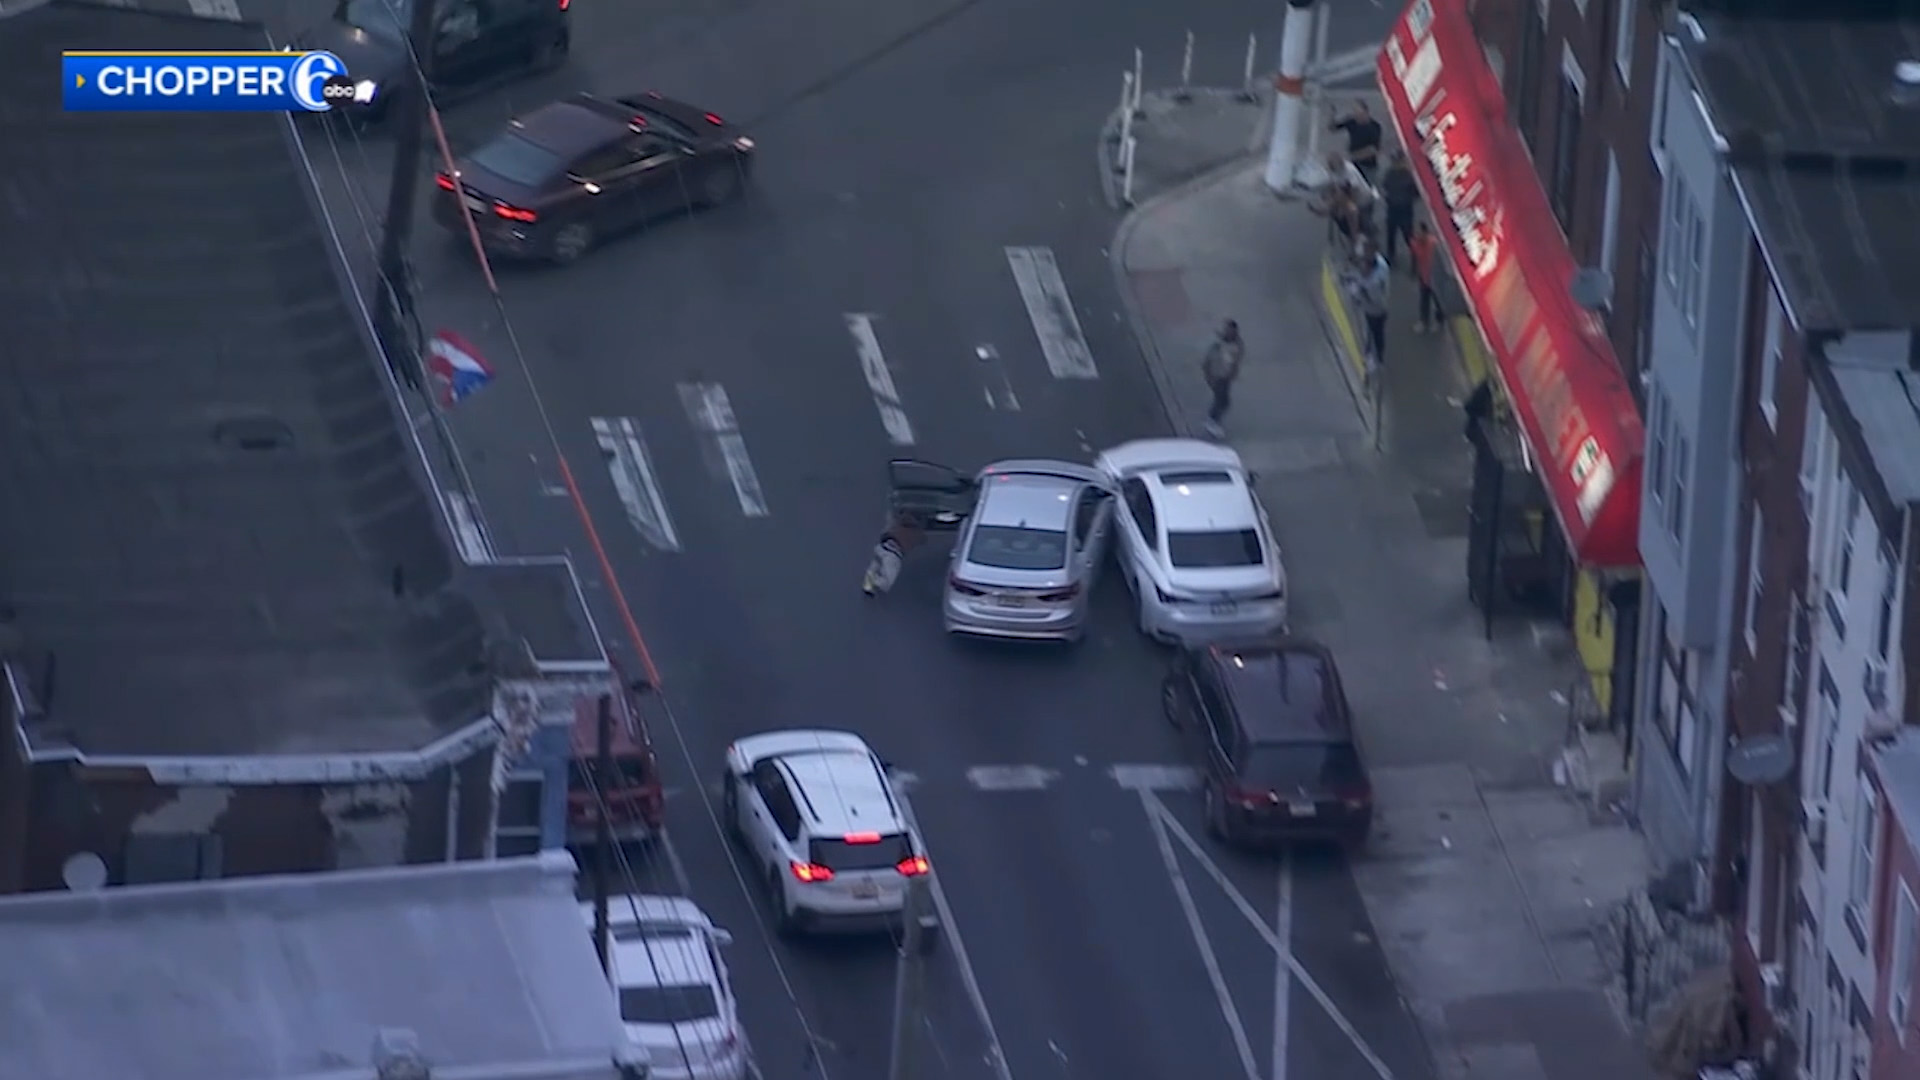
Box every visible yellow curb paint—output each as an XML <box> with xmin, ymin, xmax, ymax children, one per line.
<box><xmin>1448</xmin><ymin>315</ymin><xmax>1491</xmax><ymax>386</ymax></box>
<box><xmin>1319</xmin><ymin>257</ymin><xmax>1367</xmax><ymax>382</ymax></box>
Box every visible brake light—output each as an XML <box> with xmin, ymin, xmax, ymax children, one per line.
<box><xmin>949</xmin><ymin>575</ymin><xmax>986</xmax><ymax>597</ymax></box>
<box><xmin>494</xmin><ymin>204</ymin><xmax>537</xmax><ymax>223</ymax></box>
<box><xmin>434</xmin><ymin>173</ymin><xmax>455</xmax><ymax>191</ymax></box>
<box><xmin>1035</xmin><ymin>583</ymin><xmax>1081</xmax><ymax>603</ymax></box>
<box><xmin>703</xmin><ymin>111</ymin><xmax>725</xmax><ymax>126</ymax></box>
<box><xmin>1338</xmin><ymin>785</ymin><xmax>1372</xmax><ymax>808</ymax></box>
<box><xmin>896</xmin><ymin>855</ymin><xmax>931</xmax><ymax>876</ymax></box>
<box><xmin>843</xmin><ymin>832</ymin><xmax>882</xmax><ymax>844</ymax></box>
<box><xmin>558</xmin><ymin>0</ymin><xmax>569</xmax><ymax>8</ymax></box>
<box><xmin>789</xmin><ymin>861</ymin><xmax>833</xmax><ymax>883</ymax></box>
<box><xmin>1228</xmin><ymin>784</ymin><xmax>1278</xmax><ymax>809</ymax></box>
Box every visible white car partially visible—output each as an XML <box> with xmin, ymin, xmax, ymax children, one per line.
<box><xmin>582</xmin><ymin>896</ymin><xmax>749</xmax><ymax>1080</ymax></box>
<box><xmin>1096</xmin><ymin>439</ymin><xmax>1288</xmax><ymax>645</ymax></box>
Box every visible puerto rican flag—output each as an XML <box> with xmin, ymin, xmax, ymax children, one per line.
<box><xmin>426</xmin><ymin>330</ymin><xmax>494</xmax><ymax>407</ymax></box>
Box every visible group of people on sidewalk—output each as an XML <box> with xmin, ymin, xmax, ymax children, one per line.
<box><xmin>1316</xmin><ymin>102</ymin><xmax>1445</xmax><ymax>374</ymax></box>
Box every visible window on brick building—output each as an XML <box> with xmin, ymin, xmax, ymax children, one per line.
<box><xmin>1551</xmin><ymin>46</ymin><xmax>1586</xmax><ymax>233</ymax></box>
<box><xmin>1511</xmin><ymin>0</ymin><xmax>1546</xmax><ymax>147</ymax></box>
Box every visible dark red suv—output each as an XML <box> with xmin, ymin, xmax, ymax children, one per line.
<box><xmin>1161</xmin><ymin>638</ymin><xmax>1373</xmax><ymax>849</ymax></box>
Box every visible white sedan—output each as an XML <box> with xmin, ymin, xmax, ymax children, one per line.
<box><xmin>1095</xmin><ymin>439</ymin><xmax>1288</xmax><ymax>645</ymax></box>
<box><xmin>581</xmin><ymin>896</ymin><xmax>749</xmax><ymax>1080</ymax></box>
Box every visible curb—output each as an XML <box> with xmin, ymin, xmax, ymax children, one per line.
<box><xmin>1108</xmin><ymin>154</ymin><xmax>1268</xmax><ymax>437</ymax></box>
<box><xmin>1314</xmin><ymin>252</ymin><xmax>1376</xmax><ymax>445</ymax></box>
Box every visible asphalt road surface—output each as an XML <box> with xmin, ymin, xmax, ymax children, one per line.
<box><xmin>291</xmin><ymin>0</ymin><xmax>1433</xmax><ymax>1077</ymax></box>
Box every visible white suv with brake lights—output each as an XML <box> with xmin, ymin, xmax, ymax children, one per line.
<box><xmin>723</xmin><ymin>729</ymin><xmax>939</xmax><ymax>946</ymax></box>
<box><xmin>1096</xmin><ymin>439</ymin><xmax>1288</xmax><ymax>645</ymax></box>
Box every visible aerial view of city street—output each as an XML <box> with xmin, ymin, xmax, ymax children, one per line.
<box><xmin>5</xmin><ymin>0</ymin><xmax>1920</xmax><ymax>1079</ymax></box>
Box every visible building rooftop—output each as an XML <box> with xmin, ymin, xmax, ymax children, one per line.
<box><xmin>1820</xmin><ymin>333</ymin><xmax>1920</xmax><ymax>521</ymax></box>
<box><xmin>0</xmin><ymin>0</ymin><xmax>495</xmax><ymax>760</ymax></box>
<box><xmin>1873</xmin><ymin>729</ymin><xmax>1920</xmax><ymax>865</ymax></box>
<box><xmin>0</xmin><ymin>853</ymin><xmax>637</xmax><ymax>1080</ymax></box>
<box><xmin>1679</xmin><ymin>11</ymin><xmax>1920</xmax><ymax>331</ymax></box>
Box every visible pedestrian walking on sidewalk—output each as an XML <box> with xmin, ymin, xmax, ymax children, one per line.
<box><xmin>1329</xmin><ymin>101</ymin><xmax>1383</xmax><ymax>184</ymax></box>
<box><xmin>1344</xmin><ymin>235</ymin><xmax>1391</xmax><ymax>369</ymax></box>
<box><xmin>1200</xmin><ymin>319</ymin><xmax>1244</xmax><ymax>438</ymax></box>
<box><xmin>1380</xmin><ymin>151</ymin><xmax>1418</xmax><ymax>264</ymax></box>
<box><xmin>1409</xmin><ymin>221</ymin><xmax>1442</xmax><ymax>332</ymax></box>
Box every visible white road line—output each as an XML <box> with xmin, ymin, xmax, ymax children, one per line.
<box><xmin>974</xmin><ymin>344</ymin><xmax>1021</xmax><ymax>410</ymax></box>
<box><xmin>844</xmin><ymin>314</ymin><xmax>916</xmax><ymax>445</ymax></box>
<box><xmin>1141</xmin><ymin>791</ymin><xmax>1398</xmax><ymax>1080</ymax></box>
<box><xmin>895</xmin><ymin>791</ymin><xmax>1017</xmax><ymax>1080</ymax></box>
<box><xmin>677</xmin><ymin>383</ymin><xmax>770</xmax><ymax>518</ymax></box>
<box><xmin>1274</xmin><ymin>854</ymin><xmax>1294</xmax><ymax>1080</ymax></box>
<box><xmin>965</xmin><ymin>765</ymin><xmax>1059</xmax><ymax>791</ymax></box>
<box><xmin>440</xmin><ymin>491</ymin><xmax>492</xmax><ymax>562</ymax></box>
<box><xmin>590</xmin><ymin>417</ymin><xmax>682</xmax><ymax>552</ymax></box>
<box><xmin>1005</xmin><ymin>246</ymin><xmax>1099</xmax><ymax>379</ymax></box>
<box><xmin>1109</xmin><ymin>764</ymin><xmax>1204</xmax><ymax>791</ymax></box>
<box><xmin>1143</xmin><ymin>792</ymin><xmax>1262</xmax><ymax>1080</ymax></box>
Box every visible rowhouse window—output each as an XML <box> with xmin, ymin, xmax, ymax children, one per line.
<box><xmin>1782</xmin><ymin>593</ymin><xmax>1809</xmax><ymax>716</ymax></box>
<box><xmin>1683</xmin><ymin>196</ymin><xmax>1706</xmax><ymax>328</ymax></box>
<box><xmin>1877</xmin><ymin>542</ymin><xmax>1897</xmax><ymax>661</ymax></box>
<box><xmin>1649</xmin><ymin>391</ymin><xmax>1669</xmax><ymax>506</ymax></box>
<box><xmin>1759</xmin><ymin>285</ymin><xmax>1784</xmax><ymax>428</ymax></box>
<box><xmin>1829</xmin><ymin>479</ymin><xmax>1859</xmax><ymax>639</ymax></box>
<box><xmin>1893</xmin><ymin>883</ymin><xmax>1918</xmax><ymax>1035</ymax></box>
<box><xmin>1817</xmin><ymin>664</ymin><xmax>1840</xmax><ymax>800</ymax></box>
<box><xmin>1744</xmin><ymin>507</ymin><xmax>1764</xmax><ymax>653</ymax></box>
<box><xmin>1655</xmin><ymin>610</ymin><xmax>1699</xmax><ymax>775</ymax></box>
<box><xmin>1850</xmin><ymin>782</ymin><xmax>1878</xmax><ymax>923</ymax></box>
<box><xmin>1614</xmin><ymin>0</ymin><xmax>1636</xmax><ymax>85</ymax></box>
<box><xmin>1666</xmin><ymin>434</ymin><xmax>1690</xmax><ymax>543</ymax></box>
<box><xmin>1600</xmin><ymin>149</ymin><xmax>1622</xmax><ymax>281</ymax></box>
<box><xmin>1552</xmin><ymin>47</ymin><xmax>1587</xmax><ymax>232</ymax></box>
<box><xmin>1512</xmin><ymin>0</ymin><xmax>1546</xmax><ymax>147</ymax></box>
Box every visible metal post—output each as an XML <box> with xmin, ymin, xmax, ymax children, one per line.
<box><xmin>1114</xmin><ymin>71</ymin><xmax>1135</xmax><ymax>173</ymax></box>
<box><xmin>1121</xmin><ymin>136</ymin><xmax>1137</xmax><ymax>205</ymax></box>
<box><xmin>1263</xmin><ymin>0</ymin><xmax>1318</xmax><ymax>193</ymax></box>
<box><xmin>1175</xmin><ymin>30</ymin><xmax>1194</xmax><ymax>102</ymax></box>
<box><xmin>591</xmin><ymin>692</ymin><xmax>615</xmax><ymax>974</ymax></box>
<box><xmin>1239</xmin><ymin>32</ymin><xmax>1259</xmax><ymax>101</ymax></box>
<box><xmin>1131</xmin><ymin>47</ymin><xmax>1145</xmax><ymax>116</ymax></box>
<box><xmin>372</xmin><ymin>0</ymin><xmax>441</xmax><ymax>381</ymax></box>
<box><xmin>886</xmin><ymin>875</ymin><xmax>931</xmax><ymax>1080</ymax></box>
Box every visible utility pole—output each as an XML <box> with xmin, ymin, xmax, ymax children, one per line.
<box><xmin>371</xmin><ymin>0</ymin><xmax>442</xmax><ymax>386</ymax></box>
<box><xmin>886</xmin><ymin>874</ymin><xmax>931</xmax><ymax>1080</ymax></box>
<box><xmin>1263</xmin><ymin>0</ymin><xmax>1320</xmax><ymax>193</ymax></box>
<box><xmin>591</xmin><ymin>692</ymin><xmax>614</xmax><ymax>974</ymax></box>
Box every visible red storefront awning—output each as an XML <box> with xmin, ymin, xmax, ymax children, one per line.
<box><xmin>1377</xmin><ymin>0</ymin><xmax>1644</xmax><ymax>568</ymax></box>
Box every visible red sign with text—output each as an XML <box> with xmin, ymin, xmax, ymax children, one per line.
<box><xmin>1377</xmin><ymin>0</ymin><xmax>1644</xmax><ymax>567</ymax></box>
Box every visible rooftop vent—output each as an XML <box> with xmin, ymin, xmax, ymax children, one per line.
<box><xmin>1894</xmin><ymin>60</ymin><xmax>1920</xmax><ymax>107</ymax></box>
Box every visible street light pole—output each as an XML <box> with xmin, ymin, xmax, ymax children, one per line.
<box><xmin>886</xmin><ymin>875</ymin><xmax>931</xmax><ymax>1080</ymax></box>
<box><xmin>372</xmin><ymin>0</ymin><xmax>442</xmax><ymax>386</ymax></box>
<box><xmin>1263</xmin><ymin>0</ymin><xmax>1319</xmax><ymax>193</ymax></box>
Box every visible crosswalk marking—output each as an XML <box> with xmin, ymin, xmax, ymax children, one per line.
<box><xmin>965</xmin><ymin>765</ymin><xmax>1059</xmax><ymax>791</ymax></box>
<box><xmin>590</xmin><ymin>417</ymin><xmax>681</xmax><ymax>552</ymax></box>
<box><xmin>1005</xmin><ymin>246</ymin><xmax>1099</xmax><ymax>379</ymax></box>
<box><xmin>677</xmin><ymin>383</ymin><xmax>770</xmax><ymax>518</ymax></box>
<box><xmin>844</xmin><ymin>314</ymin><xmax>916</xmax><ymax>445</ymax></box>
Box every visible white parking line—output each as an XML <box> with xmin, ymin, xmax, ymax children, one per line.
<box><xmin>677</xmin><ymin>383</ymin><xmax>770</xmax><ymax>518</ymax></box>
<box><xmin>1005</xmin><ymin>246</ymin><xmax>1099</xmax><ymax>379</ymax></box>
<box><xmin>1140</xmin><ymin>790</ymin><xmax>1398</xmax><ymax>1080</ymax></box>
<box><xmin>1144</xmin><ymin>794</ymin><xmax>1262</xmax><ymax>1080</ymax></box>
<box><xmin>965</xmin><ymin>765</ymin><xmax>1059</xmax><ymax>791</ymax></box>
<box><xmin>895</xmin><ymin>791</ymin><xmax>1017</xmax><ymax>1080</ymax></box>
<box><xmin>590</xmin><ymin>417</ymin><xmax>682</xmax><ymax>552</ymax></box>
<box><xmin>844</xmin><ymin>314</ymin><xmax>916</xmax><ymax>445</ymax></box>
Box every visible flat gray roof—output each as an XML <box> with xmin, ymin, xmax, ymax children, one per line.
<box><xmin>0</xmin><ymin>853</ymin><xmax>634</xmax><ymax>1080</ymax></box>
<box><xmin>1824</xmin><ymin>333</ymin><xmax>1920</xmax><ymax>508</ymax></box>
<box><xmin>0</xmin><ymin>0</ymin><xmax>494</xmax><ymax>759</ymax></box>
<box><xmin>1874</xmin><ymin>730</ymin><xmax>1920</xmax><ymax>867</ymax></box>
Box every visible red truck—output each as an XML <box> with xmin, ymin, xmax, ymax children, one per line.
<box><xmin>565</xmin><ymin>678</ymin><xmax>665</xmax><ymax>846</ymax></box>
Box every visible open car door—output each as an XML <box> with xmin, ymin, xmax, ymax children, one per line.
<box><xmin>888</xmin><ymin>459</ymin><xmax>979</xmax><ymax>530</ymax></box>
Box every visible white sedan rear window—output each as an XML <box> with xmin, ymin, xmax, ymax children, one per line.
<box><xmin>968</xmin><ymin>526</ymin><xmax>1068</xmax><ymax>570</ymax></box>
<box><xmin>1167</xmin><ymin>529</ymin><xmax>1264</xmax><ymax>568</ymax></box>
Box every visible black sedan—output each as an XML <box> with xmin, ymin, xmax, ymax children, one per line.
<box><xmin>434</xmin><ymin>91</ymin><xmax>756</xmax><ymax>264</ymax></box>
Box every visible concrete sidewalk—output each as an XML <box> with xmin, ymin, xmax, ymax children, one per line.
<box><xmin>1108</xmin><ymin>130</ymin><xmax>1655</xmax><ymax>1080</ymax></box>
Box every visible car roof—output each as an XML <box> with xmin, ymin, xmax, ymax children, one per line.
<box><xmin>1204</xmin><ymin>640</ymin><xmax>1350</xmax><ymax>743</ymax></box>
<box><xmin>1145</xmin><ymin>467</ymin><xmax>1258</xmax><ymax>531</ymax></box>
<box><xmin>780</xmin><ymin>748</ymin><xmax>903</xmax><ymax>836</ymax></box>
<box><xmin>578</xmin><ymin>894</ymin><xmax>714</xmax><ymax>933</ymax></box>
<box><xmin>506</xmin><ymin>99</ymin><xmax>630</xmax><ymax>162</ymax></box>
<box><xmin>1101</xmin><ymin>438</ymin><xmax>1244</xmax><ymax>477</ymax></box>
<box><xmin>578</xmin><ymin>897</ymin><xmax>720</xmax><ymax>990</ymax></box>
<box><xmin>975</xmin><ymin>471</ymin><xmax>1077</xmax><ymax>530</ymax></box>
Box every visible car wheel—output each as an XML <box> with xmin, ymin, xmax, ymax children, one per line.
<box><xmin>770</xmin><ymin>867</ymin><xmax>803</xmax><ymax>937</ymax></box>
<box><xmin>1203</xmin><ymin>782</ymin><xmax>1229</xmax><ymax>840</ymax></box>
<box><xmin>549</xmin><ymin>223</ymin><xmax>592</xmax><ymax>264</ymax></box>
<box><xmin>700</xmin><ymin>163</ymin><xmax>743</xmax><ymax>207</ymax></box>
<box><xmin>531</xmin><ymin>28</ymin><xmax>569</xmax><ymax>72</ymax></box>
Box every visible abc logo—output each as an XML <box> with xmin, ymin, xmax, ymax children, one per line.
<box><xmin>288</xmin><ymin>49</ymin><xmax>349</xmax><ymax>112</ymax></box>
<box><xmin>321</xmin><ymin>75</ymin><xmax>359</xmax><ymax>103</ymax></box>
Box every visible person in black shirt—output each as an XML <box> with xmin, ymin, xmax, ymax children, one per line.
<box><xmin>1329</xmin><ymin>101</ymin><xmax>1384</xmax><ymax>183</ymax></box>
<box><xmin>1379</xmin><ymin>150</ymin><xmax>1419</xmax><ymax>265</ymax></box>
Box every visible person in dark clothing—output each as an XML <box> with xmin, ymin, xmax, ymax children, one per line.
<box><xmin>1379</xmin><ymin>151</ymin><xmax>1419</xmax><ymax>264</ymax></box>
<box><xmin>1329</xmin><ymin>101</ymin><xmax>1383</xmax><ymax>183</ymax></box>
<box><xmin>1408</xmin><ymin>221</ymin><xmax>1442</xmax><ymax>332</ymax></box>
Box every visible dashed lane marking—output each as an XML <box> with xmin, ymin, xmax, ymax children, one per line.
<box><xmin>677</xmin><ymin>383</ymin><xmax>770</xmax><ymax>518</ymax></box>
<box><xmin>590</xmin><ymin>417</ymin><xmax>682</xmax><ymax>552</ymax></box>
<box><xmin>844</xmin><ymin>314</ymin><xmax>916</xmax><ymax>445</ymax></box>
<box><xmin>965</xmin><ymin>765</ymin><xmax>1060</xmax><ymax>791</ymax></box>
<box><xmin>1006</xmin><ymin>246</ymin><xmax>1099</xmax><ymax>379</ymax></box>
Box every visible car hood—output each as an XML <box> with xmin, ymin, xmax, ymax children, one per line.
<box><xmin>299</xmin><ymin>23</ymin><xmax>407</xmax><ymax>86</ymax></box>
